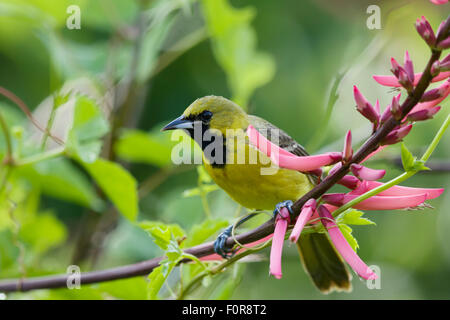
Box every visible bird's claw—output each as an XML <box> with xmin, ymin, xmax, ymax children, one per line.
<box><xmin>214</xmin><ymin>226</ymin><xmax>234</xmax><ymax>259</ymax></box>
<box><xmin>273</xmin><ymin>200</ymin><xmax>294</xmax><ymax>220</ymax></box>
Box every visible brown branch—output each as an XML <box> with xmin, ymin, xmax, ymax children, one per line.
<box><xmin>0</xmin><ymin>87</ymin><xmax>64</xmax><ymax>145</ymax></box>
<box><xmin>0</xmin><ymin>16</ymin><xmax>448</xmax><ymax>294</ymax></box>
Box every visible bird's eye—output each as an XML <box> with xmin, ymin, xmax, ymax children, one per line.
<box><xmin>200</xmin><ymin>111</ymin><xmax>213</xmax><ymax>121</ymax></box>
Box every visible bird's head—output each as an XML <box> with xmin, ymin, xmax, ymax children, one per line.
<box><xmin>161</xmin><ymin>96</ymin><xmax>249</xmax><ymax>137</ymax></box>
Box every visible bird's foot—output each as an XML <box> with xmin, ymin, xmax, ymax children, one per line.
<box><xmin>273</xmin><ymin>200</ymin><xmax>294</xmax><ymax>220</ymax></box>
<box><xmin>214</xmin><ymin>226</ymin><xmax>234</xmax><ymax>259</ymax></box>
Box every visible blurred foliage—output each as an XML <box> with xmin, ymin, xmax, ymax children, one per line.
<box><xmin>0</xmin><ymin>0</ymin><xmax>449</xmax><ymax>300</ymax></box>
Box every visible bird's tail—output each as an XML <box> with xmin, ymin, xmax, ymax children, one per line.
<box><xmin>296</xmin><ymin>233</ymin><xmax>352</xmax><ymax>293</ymax></box>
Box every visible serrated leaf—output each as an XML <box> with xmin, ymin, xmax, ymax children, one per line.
<box><xmin>80</xmin><ymin>158</ymin><xmax>138</xmax><ymax>221</ymax></box>
<box><xmin>337</xmin><ymin>209</ymin><xmax>375</xmax><ymax>226</ymax></box>
<box><xmin>338</xmin><ymin>224</ymin><xmax>359</xmax><ymax>252</ymax></box>
<box><xmin>139</xmin><ymin>220</ymin><xmax>186</xmax><ymax>250</ymax></box>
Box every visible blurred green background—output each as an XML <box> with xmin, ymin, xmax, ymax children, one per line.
<box><xmin>0</xmin><ymin>0</ymin><xmax>449</xmax><ymax>299</ymax></box>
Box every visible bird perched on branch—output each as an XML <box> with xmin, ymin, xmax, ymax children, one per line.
<box><xmin>162</xmin><ymin>95</ymin><xmax>351</xmax><ymax>293</ymax></box>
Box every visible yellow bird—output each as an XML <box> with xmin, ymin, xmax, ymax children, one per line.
<box><xmin>162</xmin><ymin>95</ymin><xmax>351</xmax><ymax>293</ymax></box>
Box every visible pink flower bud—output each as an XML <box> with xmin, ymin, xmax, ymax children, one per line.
<box><xmin>390</xmin><ymin>93</ymin><xmax>402</xmax><ymax>120</ymax></box>
<box><xmin>390</xmin><ymin>57</ymin><xmax>402</xmax><ymax>78</ymax></box>
<box><xmin>353</xmin><ymin>86</ymin><xmax>379</xmax><ymax>124</ymax></box>
<box><xmin>318</xmin><ymin>205</ymin><xmax>377</xmax><ymax>280</ymax></box>
<box><xmin>403</xmin><ymin>51</ymin><xmax>415</xmax><ymax>83</ymax></box>
<box><xmin>415</xmin><ymin>16</ymin><xmax>436</xmax><ymax>47</ymax></box>
<box><xmin>437</xmin><ymin>37</ymin><xmax>450</xmax><ymax>50</ymax></box>
<box><xmin>421</xmin><ymin>84</ymin><xmax>448</xmax><ymax>101</ymax></box>
<box><xmin>407</xmin><ymin>106</ymin><xmax>441</xmax><ymax>122</ymax></box>
<box><xmin>322</xmin><ymin>193</ymin><xmax>345</xmax><ymax>206</ymax></box>
<box><xmin>350</xmin><ymin>164</ymin><xmax>386</xmax><ymax>181</ymax></box>
<box><xmin>431</xmin><ymin>61</ymin><xmax>441</xmax><ymax>77</ymax></box>
<box><xmin>338</xmin><ymin>175</ymin><xmax>360</xmax><ymax>189</ymax></box>
<box><xmin>289</xmin><ymin>199</ymin><xmax>316</xmax><ymax>243</ymax></box>
<box><xmin>381</xmin><ymin>124</ymin><xmax>413</xmax><ymax>145</ymax></box>
<box><xmin>343</xmin><ymin>130</ymin><xmax>353</xmax><ymax>162</ymax></box>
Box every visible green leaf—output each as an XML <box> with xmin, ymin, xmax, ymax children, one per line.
<box><xmin>67</xmin><ymin>96</ymin><xmax>109</xmax><ymax>163</ymax></box>
<box><xmin>401</xmin><ymin>142</ymin><xmax>415</xmax><ymax>172</ymax></box>
<box><xmin>338</xmin><ymin>224</ymin><xmax>359</xmax><ymax>252</ymax></box>
<box><xmin>401</xmin><ymin>143</ymin><xmax>431</xmax><ymax>172</ymax></box>
<box><xmin>114</xmin><ymin>129</ymin><xmax>174</xmax><ymax>167</ymax></box>
<box><xmin>200</xmin><ymin>0</ymin><xmax>275</xmax><ymax>108</ymax></box>
<box><xmin>139</xmin><ymin>220</ymin><xmax>186</xmax><ymax>250</ymax></box>
<box><xmin>337</xmin><ymin>209</ymin><xmax>375</xmax><ymax>226</ymax></box>
<box><xmin>411</xmin><ymin>160</ymin><xmax>431</xmax><ymax>172</ymax></box>
<box><xmin>183</xmin><ymin>218</ymin><xmax>229</xmax><ymax>248</ymax></box>
<box><xmin>136</xmin><ymin>0</ymin><xmax>182</xmax><ymax>83</ymax></box>
<box><xmin>147</xmin><ymin>262</ymin><xmax>175</xmax><ymax>300</ymax></box>
<box><xmin>15</xmin><ymin>158</ymin><xmax>102</xmax><ymax>210</ymax></box>
<box><xmin>80</xmin><ymin>158</ymin><xmax>138</xmax><ymax>221</ymax></box>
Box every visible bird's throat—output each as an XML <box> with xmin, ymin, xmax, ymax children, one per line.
<box><xmin>185</xmin><ymin>123</ymin><xmax>227</xmax><ymax>168</ymax></box>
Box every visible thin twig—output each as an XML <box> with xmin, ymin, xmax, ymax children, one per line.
<box><xmin>0</xmin><ymin>87</ymin><xmax>64</xmax><ymax>145</ymax></box>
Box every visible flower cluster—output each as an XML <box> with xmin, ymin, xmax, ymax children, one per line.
<box><xmin>247</xmin><ymin>15</ymin><xmax>448</xmax><ymax>281</ymax></box>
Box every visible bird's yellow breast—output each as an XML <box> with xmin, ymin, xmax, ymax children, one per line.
<box><xmin>203</xmin><ymin>135</ymin><xmax>314</xmax><ymax>210</ymax></box>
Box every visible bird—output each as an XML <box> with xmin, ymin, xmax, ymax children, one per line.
<box><xmin>162</xmin><ymin>95</ymin><xmax>351</xmax><ymax>293</ymax></box>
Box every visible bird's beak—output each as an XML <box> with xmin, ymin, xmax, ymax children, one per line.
<box><xmin>161</xmin><ymin>115</ymin><xmax>194</xmax><ymax>131</ymax></box>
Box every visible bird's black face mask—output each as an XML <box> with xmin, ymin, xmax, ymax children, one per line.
<box><xmin>162</xmin><ymin>111</ymin><xmax>227</xmax><ymax>167</ymax></box>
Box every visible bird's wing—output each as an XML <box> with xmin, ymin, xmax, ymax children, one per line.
<box><xmin>247</xmin><ymin>115</ymin><xmax>310</xmax><ymax>157</ymax></box>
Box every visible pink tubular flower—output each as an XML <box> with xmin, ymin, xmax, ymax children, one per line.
<box><xmin>247</xmin><ymin>125</ymin><xmax>295</xmax><ymax>157</ymax></box>
<box><xmin>270</xmin><ymin>207</ymin><xmax>290</xmax><ymax>279</ymax></box>
<box><xmin>373</xmin><ymin>71</ymin><xmax>450</xmax><ymax>87</ymax></box>
<box><xmin>322</xmin><ymin>193</ymin><xmax>428</xmax><ymax>210</ymax></box>
<box><xmin>349</xmin><ymin>180</ymin><xmax>444</xmax><ymax>200</ymax></box>
<box><xmin>289</xmin><ymin>199</ymin><xmax>316</xmax><ymax>243</ymax></box>
<box><xmin>353</xmin><ymin>86</ymin><xmax>380</xmax><ymax>123</ymax></box>
<box><xmin>271</xmin><ymin>152</ymin><xmax>342</xmax><ymax>172</ymax></box>
<box><xmin>430</xmin><ymin>0</ymin><xmax>448</xmax><ymax>4</ymax></box>
<box><xmin>350</xmin><ymin>164</ymin><xmax>386</xmax><ymax>181</ymax></box>
<box><xmin>247</xmin><ymin>125</ymin><xmax>342</xmax><ymax>172</ymax></box>
<box><xmin>318</xmin><ymin>205</ymin><xmax>377</xmax><ymax>280</ymax></box>
<box><xmin>404</xmin><ymin>51</ymin><xmax>415</xmax><ymax>83</ymax></box>
<box><xmin>343</xmin><ymin>130</ymin><xmax>353</xmax><ymax>162</ymax></box>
